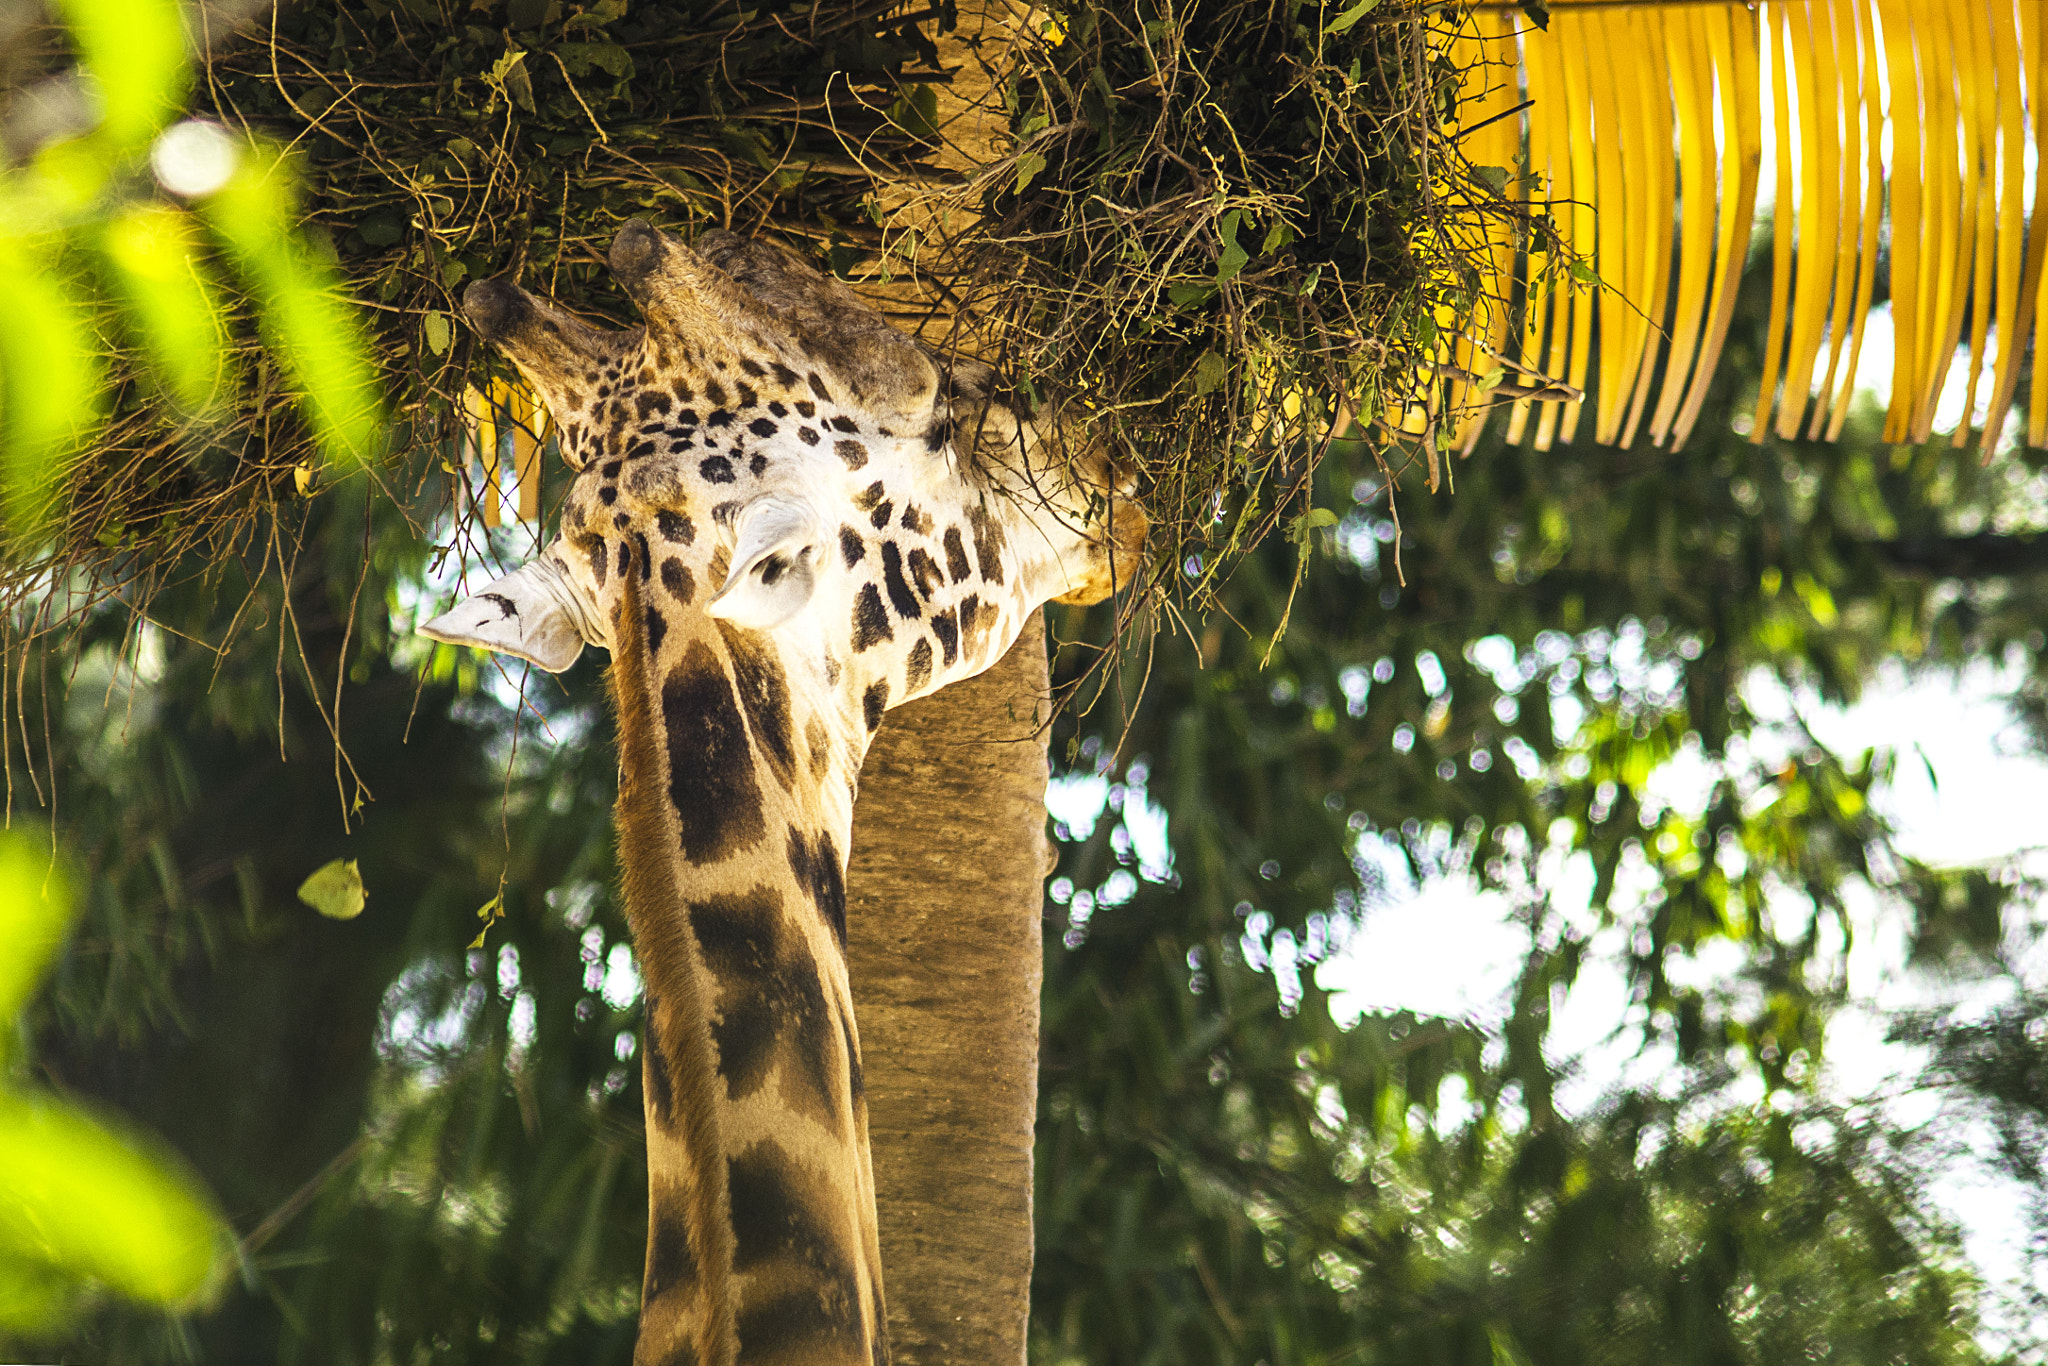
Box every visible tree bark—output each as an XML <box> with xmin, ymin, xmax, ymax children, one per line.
<box><xmin>845</xmin><ymin>623</ymin><xmax>1051</xmax><ymax>1365</ymax></box>
<box><xmin>842</xmin><ymin>6</ymin><xmax>1051</xmax><ymax>1357</ymax></box>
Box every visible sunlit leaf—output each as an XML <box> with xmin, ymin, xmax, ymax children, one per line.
<box><xmin>0</xmin><ymin>828</ymin><xmax>228</xmax><ymax>1324</ymax></box>
<box><xmin>0</xmin><ymin>833</ymin><xmax>69</xmax><ymax>1036</ymax></box>
<box><xmin>1325</xmin><ymin>0</ymin><xmax>1379</xmax><ymax>36</ymax></box>
<box><xmin>50</xmin><ymin>0</ymin><xmax>190</xmax><ymax>150</ymax></box>
<box><xmin>297</xmin><ymin>857</ymin><xmax>366</xmax><ymax>920</ymax></box>
<box><xmin>422</xmin><ymin>309</ymin><xmax>453</xmax><ymax>357</ymax></box>
<box><xmin>196</xmin><ymin>142</ymin><xmax>385</xmax><ymax>465</ymax></box>
<box><xmin>468</xmin><ymin>891</ymin><xmax>503</xmax><ymax>949</ymax></box>
<box><xmin>98</xmin><ymin>202</ymin><xmax>229</xmax><ymax>412</ymax></box>
<box><xmin>486</xmin><ymin>48</ymin><xmax>537</xmax><ymax>114</ymax></box>
<box><xmin>1215</xmin><ymin>210</ymin><xmax>1249</xmax><ymax>283</ymax></box>
<box><xmin>0</xmin><ymin>1093</ymin><xmax>227</xmax><ymax>1314</ymax></box>
<box><xmin>0</xmin><ymin>232</ymin><xmax>105</xmax><ymax>539</ymax></box>
<box><xmin>1014</xmin><ymin>151</ymin><xmax>1048</xmax><ymax>195</ymax></box>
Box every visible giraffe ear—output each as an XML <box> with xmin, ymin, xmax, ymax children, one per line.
<box><xmin>419</xmin><ymin>554</ymin><xmax>596</xmax><ymax>672</ymax></box>
<box><xmin>707</xmin><ymin>493</ymin><xmax>826</xmax><ymax>631</ymax></box>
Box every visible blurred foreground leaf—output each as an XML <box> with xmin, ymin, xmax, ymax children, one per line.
<box><xmin>0</xmin><ymin>834</ymin><xmax>70</xmax><ymax>1027</ymax></box>
<box><xmin>0</xmin><ymin>232</ymin><xmax>106</xmax><ymax>538</ymax></box>
<box><xmin>198</xmin><ymin>143</ymin><xmax>385</xmax><ymax>465</ymax></box>
<box><xmin>0</xmin><ymin>831</ymin><xmax>229</xmax><ymax>1334</ymax></box>
<box><xmin>98</xmin><ymin>202</ymin><xmax>230</xmax><ymax>413</ymax></box>
<box><xmin>0</xmin><ymin>0</ymin><xmax>386</xmax><ymax>552</ymax></box>
<box><xmin>51</xmin><ymin>0</ymin><xmax>192</xmax><ymax>151</ymax></box>
<box><xmin>0</xmin><ymin>1094</ymin><xmax>228</xmax><ymax>1331</ymax></box>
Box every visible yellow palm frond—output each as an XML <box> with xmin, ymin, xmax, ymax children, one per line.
<box><xmin>1447</xmin><ymin>0</ymin><xmax>2048</xmax><ymax>454</ymax></box>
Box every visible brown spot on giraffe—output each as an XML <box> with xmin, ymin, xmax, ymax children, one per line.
<box><xmin>688</xmin><ymin>887</ymin><xmax>841</xmax><ymax>1128</ymax></box>
<box><xmin>662</xmin><ymin>640</ymin><xmax>766</xmax><ymax>864</ymax></box>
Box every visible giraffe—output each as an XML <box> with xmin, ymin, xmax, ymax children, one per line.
<box><xmin>420</xmin><ymin>219</ymin><xmax>1145</xmax><ymax>1366</ymax></box>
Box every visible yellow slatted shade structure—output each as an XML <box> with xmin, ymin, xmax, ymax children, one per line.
<box><xmin>1450</xmin><ymin>0</ymin><xmax>2048</xmax><ymax>455</ymax></box>
<box><xmin>462</xmin><ymin>377</ymin><xmax>548</xmax><ymax>527</ymax></box>
<box><xmin>1448</xmin><ymin>8</ymin><xmax>1527</xmax><ymax>456</ymax></box>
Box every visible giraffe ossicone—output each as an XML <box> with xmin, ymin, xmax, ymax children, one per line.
<box><xmin>420</xmin><ymin>219</ymin><xmax>1143</xmax><ymax>1366</ymax></box>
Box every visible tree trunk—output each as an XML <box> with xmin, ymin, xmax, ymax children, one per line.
<box><xmin>842</xmin><ymin>5</ymin><xmax>1050</xmax><ymax>1356</ymax></box>
<box><xmin>845</xmin><ymin>623</ymin><xmax>1051</xmax><ymax>1365</ymax></box>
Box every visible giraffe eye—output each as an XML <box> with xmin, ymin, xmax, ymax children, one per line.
<box><xmin>758</xmin><ymin>555</ymin><xmax>786</xmax><ymax>587</ymax></box>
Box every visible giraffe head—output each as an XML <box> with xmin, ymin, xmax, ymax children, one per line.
<box><xmin>422</xmin><ymin>220</ymin><xmax>1145</xmax><ymax>747</ymax></box>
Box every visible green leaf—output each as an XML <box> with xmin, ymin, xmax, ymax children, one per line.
<box><xmin>297</xmin><ymin>858</ymin><xmax>366</xmax><ymax>920</ymax></box>
<box><xmin>0</xmin><ymin>833</ymin><xmax>70</xmax><ymax>1029</ymax></box>
<box><xmin>487</xmin><ymin>47</ymin><xmax>537</xmax><ymax>114</ymax></box>
<box><xmin>893</xmin><ymin>84</ymin><xmax>940</xmax><ymax>141</ymax></box>
<box><xmin>556</xmin><ymin>41</ymin><xmax>634</xmax><ymax>81</ymax></box>
<box><xmin>1471</xmin><ymin>164</ymin><xmax>1511</xmax><ymax>196</ymax></box>
<box><xmin>357</xmin><ymin>213</ymin><xmax>404</xmax><ymax>248</ymax></box>
<box><xmin>1014</xmin><ymin>150</ymin><xmax>1048</xmax><ymax>195</ymax></box>
<box><xmin>1519</xmin><ymin>0</ymin><xmax>1551</xmax><ymax>29</ymax></box>
<box><xmin>1192</xmin><ymin>350</ymin><xmax>1229</xmax><ymax>396</ymax></box>
<box><xmin>0</xmin><ymin>829</ymin><xmax>228</xmax><ymax>1326</ymax></box>
<box><xmin>1325</xmin><ymin>0</ymin><xmax>1379</xmax><ymax>36</ymax></box>
<box><xmin>1289</xmin><ymin>507</ymin><xmax>1342</xmax><ymax>544</ymax></box>
<box><xmin>1487</xmin><ymin>1322</ymin><xmax>1536</xmax><ymax>1366</ymax></box>
<box><xmin>1216</xmin><ymin>210</ymin><xmax>1250</xmax><ymax>283</ymax></box>
<box><xmin>0</xmin><ymin>1093</ymin><xmax>228</xmax><ymax>1320</ymax></box>
<box><xmin>0</xmin><ymin>232</ymin><xmax>107</xmax><ymax>539</ymax></box>
<box><xmin>51</xmin><ymin>0</ymin><xmax>190</xmax><ymax>149</ymax></box>
<box><xmin>562</xmin><ymin>0</ymin><xmax>628</xmax><ymax>30</ymax></box>
<box><xmin>423</xmin><ymin>310</ymin><xmax>452</xmax><ymax>357</ymax></box>
<box><xmin>468</xmin><ymin>892</ymin><xmax>505</xmax><ymax>949</ymax></box>
<box><xmin>197</xmin><ymin>140</ymin><xmax>385</xmax><ymax>465</ymax></box>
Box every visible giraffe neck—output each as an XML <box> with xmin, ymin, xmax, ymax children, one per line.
<box><xmin>608</xmin><ymin>569</ymin><xmax>884</xmax><ymax>1366</ymax></box>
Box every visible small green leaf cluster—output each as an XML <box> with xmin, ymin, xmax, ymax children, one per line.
<box><xmin>959</xmin><ymin>0</ymin><xmax>1572</xmax><ymax>606</ymax></box>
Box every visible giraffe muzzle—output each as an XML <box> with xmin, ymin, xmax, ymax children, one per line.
<box><xmin>462</xmin><ymin>277</ymin><xmax>533</xmax><ymax>344</ymax></box>
<box><xmin>418</xmin><ymin>553</ymin><xmax>602</xmax><ymax>672</ymax></box>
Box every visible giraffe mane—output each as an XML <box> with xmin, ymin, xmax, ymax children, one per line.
<box><xmin>608</xmin><ymin>565</ymin><xmax>742</xmax><ymax>1366</ymax></box>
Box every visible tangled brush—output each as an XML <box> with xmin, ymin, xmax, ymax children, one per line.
<box><xmin>0</xmin><ymin>0</ymin><xmax>1547</xmax><ymax>645</ymax></box>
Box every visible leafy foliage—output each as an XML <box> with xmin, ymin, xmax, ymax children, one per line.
<box><xmin>0</xmin><ymin>0</ymin><xmax>379</xmax><ymax>596</ymax></box>
<box><xmin>1033</xmin><ymin>262</ymin><xmax>2044</xmax><ymax>1361</ymax></box>
<box><xmin>2</xmin><ymin>0</ymin><xmax>1542</xmax><ymax>642</ymax></box>
<box><xmin>0</xmin><ymin>829</ymin><xmax>231</xmax><ymax>1334</ymax></box>
<box><xmin>936</xmin><ymin>0</ymin><xmax>1561</xmax><ymax>601</ymax></box>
